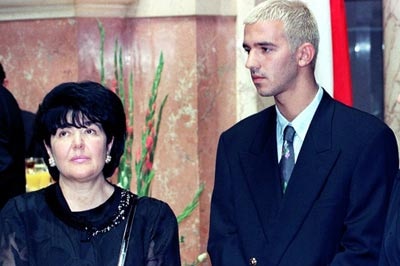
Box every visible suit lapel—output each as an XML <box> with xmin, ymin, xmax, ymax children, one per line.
<box><xmin>240</xmin><ymin>137</ymin><xmax>282</xmax><ymax>241</ymax></box>
<box><xmin>240</xmin><ymin>107</ymin><xmax>282</xmax><ymax>242</ymax></box>
<box><xmin>265</xmin><ymin>92</ymin><xmax>341</xmax><ymax>264</ymax></box>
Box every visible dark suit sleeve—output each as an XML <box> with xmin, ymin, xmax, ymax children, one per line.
<box><xmin>379</xmin><ymin>172</ymin><xmax>400</xmax><ymax>266</ymax></box>
<box><xmin>207</xmin><ymin>135</ymin><xmax>248</xmax><ymax>265</ymax></box>
<box><xmin>330</xmin><ymin>126</ymin><xmax>398</xmax><ymax>265</ymax></box>
<box><xmin>0</xmin><ymin>88</ymin><xmax>26</xmax><ymax>209</ymax></box>
<box><xmin>0</xmin><ymin>95</ymin><xmax>13</xmax><ymax>172</ymax></box>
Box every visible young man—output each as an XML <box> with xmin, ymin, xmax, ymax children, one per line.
<box><xmin>207</xmin><ymin>1</ymin><xmax>399</xmax><ymax>265</ymax></box>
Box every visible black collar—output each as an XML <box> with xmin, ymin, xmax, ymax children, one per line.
<box><xmin>44</xmin><ymin>182</ymin><xmax>136</xmax><ymax>240</ymax></box>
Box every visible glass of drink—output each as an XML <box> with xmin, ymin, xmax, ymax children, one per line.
<box><xmin>25</xmin><ymin>157</ymin><xmax>52</xmax><ymax>192</ymax></box>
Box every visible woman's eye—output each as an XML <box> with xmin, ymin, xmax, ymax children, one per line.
<box><xmin>85</xmin><ymin>128</ymin><xmax>96</xmax><ymax>135</ymax></box>
<box><xmin>58</xmin><ymin>130</ymin><xmax>68</xmax><ymax>137</ymax></box>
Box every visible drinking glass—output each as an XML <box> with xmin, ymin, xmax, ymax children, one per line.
<box><xmin>25</xmin><ymin>157</ymin><xmax>52</xmax><ymax>192</ymax></box>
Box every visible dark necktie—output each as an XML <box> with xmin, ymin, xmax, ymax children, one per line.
<box><xmin>279</xmin><ymin>125</ymin><xmax>295</xmax><ymax>193</ymax></box>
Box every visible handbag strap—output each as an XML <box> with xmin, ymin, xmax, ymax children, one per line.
<box><xmin>117</xmin><ymin>196</ymin><xmax>138</xmax><ymax>266</ymax></box>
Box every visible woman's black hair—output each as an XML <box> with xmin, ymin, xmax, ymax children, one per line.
<box><xmin>34</xmin><ymin>81</ymin><xmax>127</xmax><ymax>180</ymax></box>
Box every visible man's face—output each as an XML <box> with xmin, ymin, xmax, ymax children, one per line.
<box><xmin>243</xmin><ymin>20</ymin><xmax>299</xmax><ymax>98</ymax></box>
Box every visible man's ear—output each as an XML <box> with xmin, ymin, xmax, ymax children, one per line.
<box><xmin>3</xmin><ymin>78</ymin><xmax>9</xmax><ymax>87</ymax></box>
<box><xmin>296</xmin><ymin>43</ymin><xmax>316</xmax><ymax>67</ymax></box>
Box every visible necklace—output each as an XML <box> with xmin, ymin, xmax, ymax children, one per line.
<box><xmin>90</xmin><ymin>190</ymin><xmax>133</xmax><ymax>237</ymax></box>
<box><xmin>45</xmin><ymin>183</ymin><xmax>138</xmax><ymax>240</ymax></box>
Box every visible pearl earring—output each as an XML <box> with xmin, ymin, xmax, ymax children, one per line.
<box><xmin>48</xmin><ymin>157</ymin><xmax>56</xmax><ymax>167</ymax></box>
<box><xmin>105</xmin><ymin>154</ymin><xmax>112</xmax><ymax>164</ymax></box>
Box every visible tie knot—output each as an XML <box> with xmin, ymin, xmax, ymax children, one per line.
<box><xmin>284</xmin><ymin>125</ymin><xmax>295</xmax><ymax>142</ymax></box>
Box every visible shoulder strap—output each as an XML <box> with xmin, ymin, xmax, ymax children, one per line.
<box><xmin>117</xmin><ymin>196</ymin><xmax>138</xmax><ymax>266</ymax></box>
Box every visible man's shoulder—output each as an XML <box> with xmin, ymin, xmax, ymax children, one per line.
<box><xmin>0</xmin><ymin>85</ymin><xmax>15</xmax><ymax>97</ymax></box>
<box><xmin>333</xmin><ymin>100</ymin><xmax>389</xmax><ymax>129</ymax></box>
<box><xmin>216</xmin><ymin>106</ymin><xmax>276</xmax><ymax>150</ymax></box>
<box><xmin>0</xmin><ymin>85</ymin><xmax>20</xmax><ymax>109</ymax></box>
<box><xmin>224</xmin><ymin>106</ymin><xmax>275</xmax><ymax>134</ymax></box>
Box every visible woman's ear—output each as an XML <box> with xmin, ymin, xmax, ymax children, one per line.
<box><xmin>296</xmin><ymin>42</ymin><xmax>316</xmax><ymax>67</ymax></box>
<box><xmin>44</xmin><ymin>141</ymin><xmax>56</xmax><ymax>167</ymax></box>
<box><xmin>107</xmin><ymin>137</ymin><xmax>114</xmax><ymax>154</ymax></box>
<box><xmin>44</xmin><ymin>141</ymin><xmax>52</xmax><ymax>157</ymax></box>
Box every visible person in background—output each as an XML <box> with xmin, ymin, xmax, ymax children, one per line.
<box><xmin>0</xmin><ymin>81</ymin><xmax>181</xmax><ymax>265</ymax></box>
<box><xmin>207</xmin><ymin>1</ymin><xmax>399</xmax><ymax>265</ymax></box>
<box><xmin>0</xmin><ymin>62</ymin><xmax>26</xmax><ymax>209</ymax></box>
<box><xmin>21</xmin><ymin>109</ymin><xmax>44</xmax><ymax>158</ymax></box>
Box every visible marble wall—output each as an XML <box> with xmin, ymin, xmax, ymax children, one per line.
<box><xmin>0</xmin><ymin>1</ymin><xmax>238</xmax><ymax>264</ymax></box>
<box><xmin>383</xmin><ymin>0</ymin><xmax>400</xmax><ymax>149</ymax></box>
<box><xmin>2</xmin><ymin>0</ymin><xmax>400</xmax><ymax>264</ymax></box>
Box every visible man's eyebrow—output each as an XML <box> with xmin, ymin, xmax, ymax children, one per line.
<box><xmin>242</xmin><ymin>41</ymin><xmax>276</xmax><ymax>48</ymax></box>
<box><xmin>256</xmin><ymin>41</ymin><xmax>276</xmax><ymax>47</ymax></box>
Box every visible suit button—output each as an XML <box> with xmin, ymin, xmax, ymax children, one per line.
<box><xmin>249</xmin><ymin>257</ymin><xmax>257</xmax><ymax>265</ymax></box>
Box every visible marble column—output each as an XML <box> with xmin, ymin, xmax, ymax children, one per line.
<box><xmin>383</xmin><ymin>0</ymin><xmax>400</xmax><ymax>155</ymax></box>
<box><xmin>0</xmin><ymin>1</ymin><xmax>238</xmax><ymax>265</ymax></box>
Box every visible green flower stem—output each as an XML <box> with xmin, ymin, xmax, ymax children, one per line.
<box><xmin>98</xmin><ymin>20</ymin><xmax>105</xmax><ymax>85</ymax></box>
<box><xmin>98</xmin><ymin>22</ymin><xmax>206</xmax><ymax>264</ymax></box>
<box><xmin>177</xmin><ymin>183</ymin><xmax>205</xmax><ymax>224</ymax></box>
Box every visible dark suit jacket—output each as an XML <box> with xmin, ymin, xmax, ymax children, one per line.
<box><xmin>208</xmin><ymin>91</ymin><xmax>399</xmax><ymax>266</ymax></box>
<box><xmin>0</xmin><ymin>85</ymin><xmax>26</xmax><ymax>209</ymax></box>
<box><xmin>21</xmin><ymin>110</ymin><xmax>43</xmax><ymax>158</ymax></box>
<box><xmin>379</xmin><ymin>170</ymin><xmax>400</xmax><ymax>266</ymax></box>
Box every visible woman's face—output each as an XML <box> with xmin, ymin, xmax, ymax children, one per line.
<box><xmin>46</xmin><ymin>115</ymin><xmax>112</xmax><ymax>183</ymax></box>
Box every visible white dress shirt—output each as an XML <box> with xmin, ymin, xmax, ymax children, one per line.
<box><xmin>276</xmin><ymin>86</ymin><xmax>323</xmax><ymax>163</ymax></box>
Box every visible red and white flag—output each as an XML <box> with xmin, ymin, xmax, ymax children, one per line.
<box><xmin>301</xmin><ymin>0</ymin><xmax>353</xmax><ymax>106</ymax></box>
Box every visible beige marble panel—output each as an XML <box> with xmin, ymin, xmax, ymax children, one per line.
<box><xmin>383</xmin><ymin>0</ymin><xmax>400</xmax><ymax>157</ymax></box>
<box><xmin>0</xmin><ymin>14</ymin><xmax>236</xmax><ymax>265</ymax></box>
<box><xmin>0</xmin><ymin>0</ymin><xmax>236</xmax><ymax>21</ymax></box>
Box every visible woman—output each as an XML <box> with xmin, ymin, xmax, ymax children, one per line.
<box><xmin>0</xmin><ymin>81</ymin><xmax>181</xmax><ymax>265</ymax></box>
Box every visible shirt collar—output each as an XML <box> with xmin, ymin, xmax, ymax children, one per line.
<box><xmin>276</xmin><ymin>86</ymin><xmax>323</xmax><ymax>141</ymax></box>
